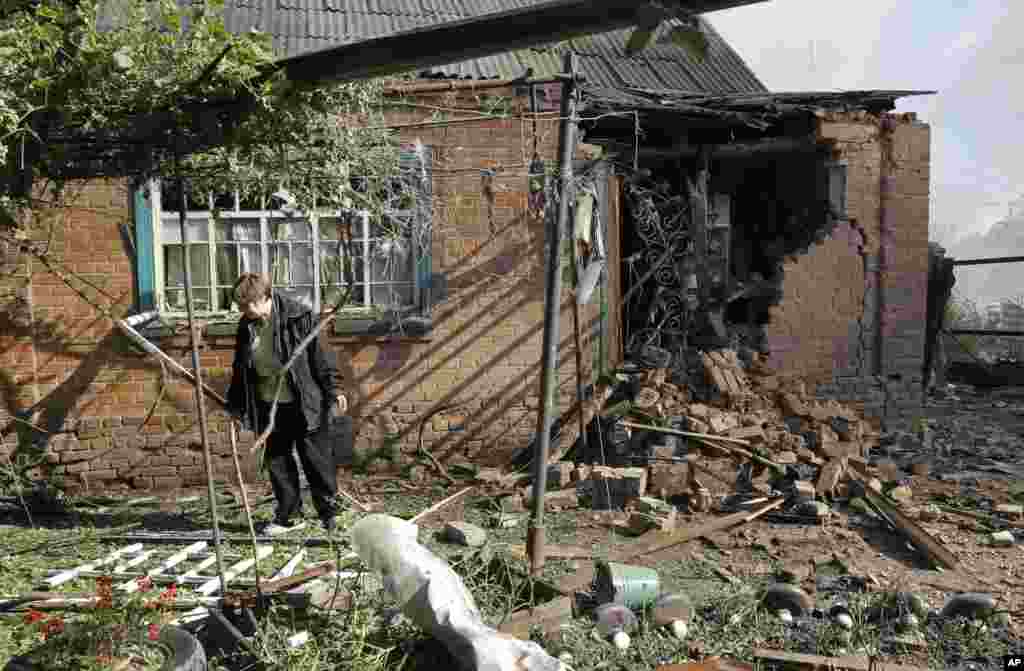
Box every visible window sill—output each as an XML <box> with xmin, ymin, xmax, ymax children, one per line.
<box><xmin>135</xmin><ymin>313</ymin><xmax>433</xmax><ymax>342</ymax></box>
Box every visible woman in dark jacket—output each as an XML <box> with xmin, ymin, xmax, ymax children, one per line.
<box><xmin>227</xmin><ymin>273</ymin><xmax>347</xmax><ymax>535</ymax></box>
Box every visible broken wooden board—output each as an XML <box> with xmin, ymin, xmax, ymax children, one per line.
<box><xmin>507</xmin><ymin>544</ymin><xmax>596</xmax><ymax>561</ymax></box>
<box><xmin>609</xmin><ymin>498</ymin><xmax>786</xmax><ymax>562</ymax></box>
<box><xmin>497</xmin><ymin>596</ymin><xmax>574</xmax><ymax>639</ymax></box>
<box><xmin>752</xmin><ymin>648</ymin><xmax>938</xmax><ymax>671</ymax></box>
<box><xmin>859</xmin><ymin>484</ymin><xmax>959</xmax><ymax>570</ymax></box>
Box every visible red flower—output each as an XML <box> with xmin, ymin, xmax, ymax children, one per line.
<box><xmin>148</xmin><ymin>623</ymin><xmax>160</xmax><ymax>641</ymax></box>
<box><xmin>44</xmin><ymin>617</ymin><xmax>64</xmax><ymax>637</ymax></box>
<box><xmin>159</xmin><ymin>583</ymin><xmax>177</xmax><ymax>602</ymax></box>
<box><xmin>136</xmin><ymin>576</ymin><xmax>154</xmax><ymax>592</ymax></box>
<box><xmin>23</xmin><ymin>609</ymin><xmax>44</xmax><ymax>624</ymax></box>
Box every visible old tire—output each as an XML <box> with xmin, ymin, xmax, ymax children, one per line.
<box><xmin>3</xmin><ymin>625</ymin><xmax>206</xmax><ymax>671</ymax></box>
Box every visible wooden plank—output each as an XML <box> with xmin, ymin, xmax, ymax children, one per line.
<box><xmin>497</xmin><ymin>596</ymin><xmax>574</xmax><ymax>639</ymax></box>
<box><xmin>196</xmin><ymin>546</ymin><xmax>274</xmax><ymax>596</ymax></box>
<box><xmin>860</xmin><ymin>486</ymin><xmax>959</xmax><ymax>570</ymax></box>
<box><xmin>752</xmin><ymin>648</ymin><xmax>938</xmax><ymax>671</ymax></box>
<box><xmin>113</xmin><ymin>549</ymin><xmax>157</xmax><ymax>575</ymax></box>
<box><xmin>610</xmin><ymin>498</ymin><xmax>786</xmax><ymax>561</ymax></box>
<box><xmin>177</xmin><ymin>555</ymin><xmax>220</xmax><ymax>584</ymax></box>
<box><xmin>409</xmin><ymin>486</ymin><xmax>474</xmax><ymax>524</ymax></box>
<box><xmin>271</xmin><ymin>549</ymin><xmax>306</xmax><ymax>580</ymax></box>
<box><xmin>119</xmin><ymin>541</ymin><xmax>208</xmax><ymax>593</ymax></box>
<box><xmin>45</xmin><ymin>543</ymin><xmax>144</xmax><ymax>587</ymax></box>
<box><xmin>508</xmin><ymin>544</ymin><xmax>597</xmax><ymax>561</ymax></box>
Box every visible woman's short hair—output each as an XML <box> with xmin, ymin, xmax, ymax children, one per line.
<box><xmin>232</xmin><ymin>273</ymin><xmax>271</xmax><ymax>306</ymax></box>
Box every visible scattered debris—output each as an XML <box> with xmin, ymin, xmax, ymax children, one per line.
<box><xmin>753</xmin><ymin>648</ymin><xmax>939</xmax><ymax>671</ymax></box>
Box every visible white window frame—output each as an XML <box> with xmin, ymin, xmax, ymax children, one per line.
<box><xmin>150</xmin><ymin>182</ymin><xmax>423</xmax><ymax>318</ymax></box>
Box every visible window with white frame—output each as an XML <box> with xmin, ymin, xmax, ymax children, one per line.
<box><xmin>150</xmin><ymin>146</ymin><xmax>432</xmax><ymax>317</ymax></box>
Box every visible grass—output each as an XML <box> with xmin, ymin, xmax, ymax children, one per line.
<box><xmin>1</xmin><ymin>490</ymin><xmax>1022</xmax><ymax>671</ymax></box>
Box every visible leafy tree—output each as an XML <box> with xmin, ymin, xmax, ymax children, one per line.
<box><xmin>0</xmin><ymin>0</ymin><xmax>399</xmax><ymax>231</ymax></box>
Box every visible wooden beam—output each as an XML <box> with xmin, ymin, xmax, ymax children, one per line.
<box><xmin>687</xmin><ymin>146</ymin><xmax>711</xmax><ymax>306</ymax></box>
<box><xmin>600</xmin><ymin>136</ymin><xmax>824</xmax><ymax>160</ymax></box>
<box><xmin>272</xmin><ymin>0</ymin><xmax>769</xmax><ymax>86</ymax></box>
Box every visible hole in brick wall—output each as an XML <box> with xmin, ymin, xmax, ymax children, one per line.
<box><xmin>618</xmin><ymin>142</ymin><xmax>841</xmax><ymax>395</ymax></box>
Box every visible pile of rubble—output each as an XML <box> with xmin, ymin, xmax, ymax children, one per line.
<box><xmin>500</xmin><ymin>347</ymin><xmax>882</xmax><ymax>522</ymax></box>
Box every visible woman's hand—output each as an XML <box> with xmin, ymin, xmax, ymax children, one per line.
<box><xmin>336</xmin><ymin>393</ymin><xmax>348</xmax><ymax>415</ymax></box>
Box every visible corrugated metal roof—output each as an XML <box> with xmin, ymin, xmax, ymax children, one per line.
<box><xmin>206</xmin><ymin>0</ymin><xmax>767</xmax><ymax>94</ymax></box>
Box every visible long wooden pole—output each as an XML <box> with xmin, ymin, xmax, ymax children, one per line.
<box><xmin>529</xmin><ymin>52</ymin><xmax>578</xmax><ymax>577</ymax></box>
<box><xmin>174</xmin><ymin>152</ymin><xmax>229</xmax><ymax>597</ymax></box>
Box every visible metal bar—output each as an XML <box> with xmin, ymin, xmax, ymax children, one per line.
<box><xmin>269</xmin><ymin>0</ymin><xmax>769</xmax><ymax>87</ymax></box>
<box><xmin>621</xmin><ymin>239</ymin><xmax>680</xmax><ymax>306</ymax></box>
<box><xmin>115</xmin><ymin>317</ymin><xmax>229</xmax><ymax>408</ymax></box>
<box><xmin>529</xmin><ymin>53</ymin><xmax>579</xmax><ymax>578</ymax></box>
<box><xmin>949</xmin><ymin>329</ymin><xmax>1024</xmax><ymax>337</ymax></box>
<box><xmin>175</xmin><ymin>150</ymin><xmax>230</xmax><ymax>599</ymax></box>
<box><xmin>952</xmin><ymin>255</ymin><xmax>1024</xmax><ymax>267</ymax></box>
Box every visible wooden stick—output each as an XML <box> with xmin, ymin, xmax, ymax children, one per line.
<box><xmin>410</xmin><ymin>486</ymin><xmax>474</xmax><ymax>524</ymax></box>
<box><xmin>115</xmin><ymin>318</ymin><xmax>228</xmax><ymax>409</ymax></box>
<box><xmin>612</xmin><ymin>498</ymin><xmax>786</xmax><ymax>561</ymax></box>
<box><xmin>621</xmin><ymin>421</ymin><xmax>752</xmax><ymax>446</ymax></box>
<box><xmin>230</xmin><ymin>421</ymin><xmax>263</xmax><ymax>598</ymax></box>
<box><xmin>752</xmin><ymin>648</ymin><xmax>938</xmax><ymax>671</ymax></box>
<box><xmin>338</xmin><ymin>488</ymin><xmax>371</xmax><ymax>512</ymax></box>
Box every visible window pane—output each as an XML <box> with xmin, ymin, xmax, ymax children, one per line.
<box><xmin>371</xmin><ymin>283</ymin><xmax>413</xmax><ymax>307</ymax></box>
<box><xmin>164</xmin><ymin>245</ymin><xmax>184</xmax><ymax>287</ymax></box>
<box><xmin>318</xmin><ymin>218</ymin><xmax>342</xmax><ymax>241</ymax></box>
<box><xmin>319</xmin><ymin>244</ymin><xmax>342</xmax><ymax>284</ymax></box>
<box><xmin>164</xmin><ymin>288</ymin><xmax>211</xmax><ymax>312</ymax></box>
<box><xmin>190</xmin><ymin>245</ymin><xmax>211</xmax><ymax>286</ymax></box>
<box><xmin>215</xmin><ymin>219</ymin><xmax>260</xmax><ymax>242</ymax></box>
<box><xmin>215</xmin><ymin>245</ymin><xmax>238</xmax><ymax>289</ymax></box>
<box><xmin>162</xmin><ymin>218</ymin><xmax>208</xmax><ymax>244</ymax></box>
<box><xmin>292</xmin><ymin>244</ymin><xmax>314</xmax><ymax>284</ymax></box>
<box><xmin>270</xmin><ymin>244</ymin><xmax>290</xmax><ymax>285</ymax></box>
<box><xmin>239</xmin><ymin>244</ymin><xmax>261</xmax><ymax>273</ymax></box>
<box><xmin>270</xmin><ymin>219</ymin><xmax>311</xmax><ymax>241</ymax></box>
<box><xmin>324</xmin><ymin>283</ymin><xmax>363</xmax><ymax>306</ymax></box>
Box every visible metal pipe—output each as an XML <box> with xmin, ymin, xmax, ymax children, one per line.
<box><xmin>528</xmin><ymin>52</ymin><xmax>578</xmax><ymax>577</ymax></box>
<box><xmin>114</xmin><ymin>318</ymin><xmax>229</xmax><ymax>409</ymax></box>
<box><xmin>174</xmin><ymin>151</ymin><xmax>229</xmax><ymax>596</ymax></box>
<box><xmin>952</xmin><ymin>255</ymin><xmax>1024</xmax><ymax>267</ymax></box>
<box><xmin>948</xmin><ymin>329</ymin><xmax>1024</xmax><ymax>337</ymax></box>
<box><xmin>384</xmin><ymin>77</ymin><xmax>558</xmax><ymax>96</ymax></box>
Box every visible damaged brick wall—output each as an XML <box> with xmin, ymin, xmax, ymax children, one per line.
<box><xmin>765</xmin><ymin>111</ymin><xmax>930</xmax><ymax>430</ymax></box>
<box><xmin>0</xmin><ymin>86</ymin><xmax>604</xmax><ymax>492</ymax></box>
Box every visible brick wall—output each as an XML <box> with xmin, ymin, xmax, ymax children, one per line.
<box><xmin>765</xmin><ymin>111</ymin><xmax>930</xmax><ymax>429</ymax></box>
<box><xmin>0</xmin><ymin>86</ymin><xmax>603</xmax><ymax>492</ymax></box>
<box><xmin>0</xmin><ymin>101</ymin><xmax>932</xmax><ymax>493</ymax></box>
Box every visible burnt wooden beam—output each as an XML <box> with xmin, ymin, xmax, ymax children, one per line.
<box><xmin>951</xmin><ymin>255</ymin><xmax>1024</xmax><ymax>267</ymax></box>
<box><xmin>270</xmin><ymin>0</ymin><xmax>768</xmax><ymax>87</ymax></box>
<box><xmin>601</xmin><ymin>135</ymin><xmax>824</xmax><ymax>160</ymax></box>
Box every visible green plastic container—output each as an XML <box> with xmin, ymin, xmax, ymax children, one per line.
<box><xmin>594</xmin><ymin>561</ymin><xmax>660</xmax><ymax>609</ymax></box>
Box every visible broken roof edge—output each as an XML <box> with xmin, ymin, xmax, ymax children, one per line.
<box><xmin>581</xmin><ymin>85</ymin><xmax>938</xmax><ymax>121</ymax></box>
